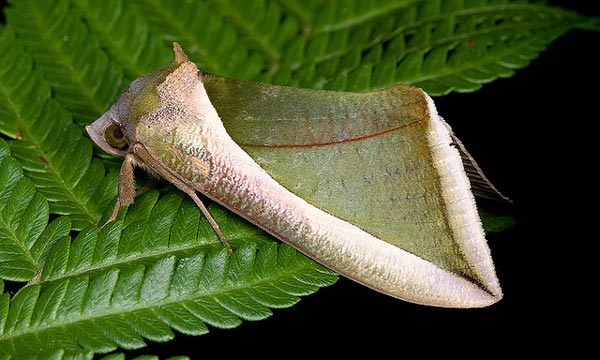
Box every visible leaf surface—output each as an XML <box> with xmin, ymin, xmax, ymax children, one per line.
<box><xmin>0</xmin><ymin>140</ymin><xmax>72</xmax><ymax>282</ymax></box>
<box><xmin>130</xmin><ymin>0</ymin><xmax>591</xmax><ymax>94</ymax></box>
<box><xmin>0</xmin><ymin>26</ymin><xmax>117</xmax><ymax>230</ymax></box>
<box><xmin>0</xmin><ymin>191</ymin><xmax>336</xmax><ymax>358</ymax></box>
<box><xmin>5</xmin><ymin>0</ymin><xmax>123</xmax><ymax>125</ymax></box>
<box><xmin>0</xmin><ymin>0</ymin><xmax>597</xmax><ymax>358</ymax></box>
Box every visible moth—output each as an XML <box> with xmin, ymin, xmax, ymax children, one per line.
<box><xmin>87</xmin><ymin>43</ymin><xmax>503</xmax><ymax>308</ymax></box>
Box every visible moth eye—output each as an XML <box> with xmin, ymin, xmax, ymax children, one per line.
<box><xmin>104</xmin><ymin>123</ymin><xmax>128</xmax><ymax>149</ymax></box>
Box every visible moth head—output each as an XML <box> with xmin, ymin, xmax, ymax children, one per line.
<box><xmin>86</xmin><ymin>106</ymin><xmax>129</xmax><ymax>157</ymax></box>
<box><xmin>86</xmin><ymin>43</ymin><xmax>194</xmax><ymax>156</ymax></box>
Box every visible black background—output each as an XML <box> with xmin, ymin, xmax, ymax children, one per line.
<box><xmin>2</xmin><ymin>0</ymin><xmax>599</xmax><ymax>358</ymax></box>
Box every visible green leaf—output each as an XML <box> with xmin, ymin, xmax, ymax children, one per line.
<box><xmin>0</xmin><ymin>348</ymin><xmax>187</xmax><ymax>360</ymax></box>
<box><xmin>131</xmin><ymin>0</ymin><xmax>266</xmax><ymax>80</ymax></box>
<box><xmin>0</xmin><ymin>191</ymin><xmax>336</xmax><ymax>358</ymax></box>
<box><xmin>128</xmin><ymin>0</ymin><xmax>593</xmax><ymax>94</ymax></box>
<box><xmin>71</xmin><ymin>0</ymin><xmax>172</xmax><ymax>79</ymax></box>
<box><xmin>5</xmin><ymin>0</ymin><xmax>123</xmax><ymax>125</ymax></box>
<box><xmin>0</xmin><ymin>26</ymin><xmax>117</xmax><ymax>230</ymax></box>
<box><xmin>0</xmin><ymin>287</ymin><xmax>9</xmax><ymax>334</ymax></box>
<box><xmin>480</xmin><ymin>208</ymin><xmax>517</xmax><ymax>234</ymax></box>
<box><xmin>0</xmin><ymin>139</ymin><xmax>72</xmax><ymax>282</ymax></box>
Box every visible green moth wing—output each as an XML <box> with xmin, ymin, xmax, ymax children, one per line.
<box><xmin>87</xmin><ymin>44</ymin><xmax>502</xmax><ymax>308</ymax></box>
<box><xmin>205</xmin><ymin>75</ymin><xmax>501</xmax><ymax>297</ymax></box>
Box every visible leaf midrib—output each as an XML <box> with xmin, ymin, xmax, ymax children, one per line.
<box><xmin>74</xmin><ymin>9</ymin><xmax>144</xmax><ymax>78</ymax></box>
<box><xmin>312</xmin><ymin>2</ymin><xmax>571</xmax><ymax>34</ymax></box>
<box><xmin>0</xmin><ymin>252</ymin><xmax>312</xmax><ymax>340</ymax></box>
<box><xmin>45</xmin><ymin>237</ymin><xmax>225</xmax><ymax>284</ymax></box>
<box><xmin>403</xmin><ymin>30</ymin><xmax>563</xmax><ymax>87</ymax></box>
<box><xmin>17</xmin><ymin>133</ymin><xmax>97</xmax><ymax>225</ymax></box>
<box><xmin>24</xmin><ymin>5</ymin><xmax>108</xmax><ymax>117</ymax></box>
<box><xmin>314</xmin><ymin>0</ymin><xmax>425</xmax><ymax>34</ymax></box>
<box><xmin>137</xmin><ymin>0</ymin><xmax>225</xmax><ymax>74</ymax></box>
<box><xmin>0</xmin><ymin>83</ymin><xmax>98</xmax><ymax>226</ymax></box>
<box><xmin>1</xmin><ymin>22</ymin><xmax>103</xmax><ymax>227</ymax></box>
<box><xmin>306</xmin><ymin>3</ymin><xmax>577</xmax><ymax>67</ymax></box>
<box><xmin>211</xmin><ymin>0</ymin><xmax>280</xmax><ymax>61</ymax></box>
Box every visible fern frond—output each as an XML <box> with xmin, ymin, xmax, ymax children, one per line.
<box><xmin>578</xmin><ymin>15</ymin><xmax>600</xmax><ymax>31</ymax></box>
<box><xmin>0</xmin><ymin>348</ymin><xmax>188</xmax><ymax>360</ymax></box>
<box><xmin>70</xmin><ymin>0</ymin><xmax>172</xmax><ymax>79</ymax></box>
<box><xmin>291</xmin><ymin>0</ymin><xmax>590</xmax><ymax>93</ymax></box>
<box><xmin>5</xmin><ymin>0</ymin><xmax>123</xmax><ymax>125</ymax></box>
<box><xmin>389</xmin><ymin>1</ymin><xmax>585</xmax><ymax>94</ymax></box>
<box><xmin>0</xmin><ymin>26</ymin><xmax>117</xmax><ymax>230</ymax></box>
<box><xmin>131</xmin><ymin>0</ymin><xmax>268</xmax><ymax>80</ymax></box>
<box><xmin>0</xmin><ymin>191</ymin><xmax>337</xmax><ymax>358</ymax></box>
<box><xmin>130</xmin><ymin>0</ymin><xmax>591</xmax><ymax>94</ymax></box>
<box><xmin>40</xmin><ymin>191</ymin><xmax>276</xmax><ymax>282</ymax></box>
<box><xmin>1</xmin><ymin>283</ymin><xmax>9</xmax><ymax>333</ymax></box>
<box><xmin>200</xmin><ymin>0</ymin><xmax>295</xmax><ymax>62</ymax></box>
<box><xmin>0</xmin><ymin>348</ymin><xmax>94</xmax><ymax>360</ymax></box>
<box><xmin>0</xmin><ymin>140</ymin><xmax>72</xmax><ymax>282</ymax></box>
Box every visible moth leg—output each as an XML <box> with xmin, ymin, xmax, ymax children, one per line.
<box><xmin>182</xmin><ymin>188</ymin><xmax>233</xmax><ymax>255</ymax></box>
<box><xmin>101</xmin><ymin>153</ymin><xmax>137</xmax><ymax>229</ymax></box>
<box><xmin>131</xmin><ymin>143</ymin><xmax>232</xmax><ymax>254</ymax></box>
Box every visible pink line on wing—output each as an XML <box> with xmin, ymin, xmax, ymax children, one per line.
<box><xmin>243</xmin><ymin>116</ymin><xmax>424</xmax><ymax>149</ymax></box>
